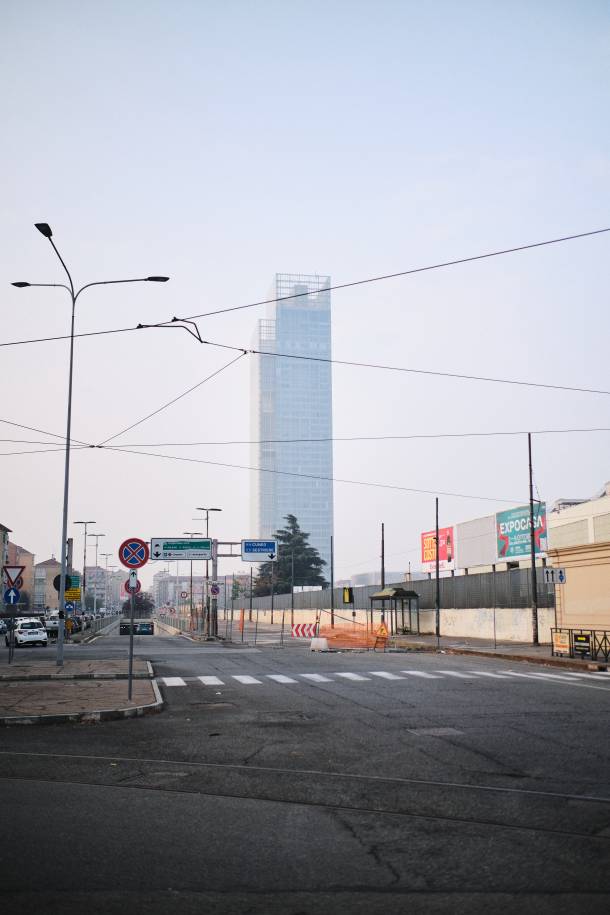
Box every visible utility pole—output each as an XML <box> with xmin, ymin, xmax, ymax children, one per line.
<box><xmin>75</xmin><ymin>520</ymin><xmax>95</xmax><ymax>615</ymax></box>
<box><xmin>88</xmin><ymin>533</ymin><xmax>105</xmax><ymax>616</ymax></box>
<box><xmin>381</xmin><ymin>522</ymin><xmax>385</xmax><ymax>588</ymax></box>
<box><xmin>528</xmin><ymin>433</ymin><xmax>539</xmax><ymax>645</ymax></box>
<box><xmin>330</xmin><ymin>535</ymin><xmax>335</xmax><ymax>627</ymax></box>
<box><xmin>435</xmin><ymin>498</ymin><xmax>440</xmax><ymax>648</ymax></box>
<box><xmin>291</xmin><ymin>550</ymin><xmax>295</xmax><ymax>627</ymax></box>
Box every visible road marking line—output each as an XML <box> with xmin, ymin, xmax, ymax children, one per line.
<box><xmin>266</xmin><ymin>675</ymin><xmax>298</xmax><ymax>684</ymax></box>
<box><xmin>526</xmin><ymin>672</ymin><xmax>583</xmax><ymax>682</ymax></box>
<box><xmin>435</xmin><ymin>671</ymin><xmax>478</xmax><ymax>679</ymax></box>
<box><xmin>198</xmin><ymin>676</ymin><xmax>224</xmax><ymax>686</ymax></box>
<box><xmin>467</xmin><ymin>671</ymin><xmax>509</xmax><ymax>679</ymax></box>
<box><xmin>334</xmin><ymin>672</ymin><xmax>371</xmax><ymax>681</ymax></box>
<box><xmin>162</xmin><ymin>677</ymin><xmax>187</xmax><ymax>686</ymax></box>
<box><xmin>300</xmin><ymin>674</ymin><xmax>333</xmax><ymax>683</ymax></box>
<box><xmin>401</xmin><ymin>670</ymin><xmax>443</xmax><ymax>679</ymax></box>
<box><xmin>505</xmin><ymin>672</ymin><xmax>539</xmax><ymax>679</ymax></box>
<box><xmin>232</xmin><ymin>675</ymin><xmax>262</xmax><ymax>684</ymax></box>
<box><xmin>368</xmin><ymin>671</ymin><xmax>405</xmax><ymax>680</ymax></box>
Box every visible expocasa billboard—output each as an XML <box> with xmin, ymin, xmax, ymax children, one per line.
<box><xmin>421</xmin><ymin>526</ymin><xmax>455</xmax><ymax>573</ymax></box>
<box><xmin>496</xmin><ymin>503</ymin><xmax>547</xmax><ymax>560</ymax></box>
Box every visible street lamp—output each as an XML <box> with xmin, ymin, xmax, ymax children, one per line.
<box><xmin>183</xmin><ymin>532</ymin><xmax>202</xmax><ymax>628</ymax></box>
<box><xmin>13</xmin><ymin>222</ymin><xmax>168</xmax><ymax>665</ymax></box>
<box><xmin>88</xmin><ymin>533</ymin><xmax>105</xmax><ymax>615</ymax></box>
<box><xmin>194</xmin><ymin>507</ymin><xmax>222</xmax><ymax>635</ymax></box>
<box><xmin>74</xmin><ymin>520</ymin><xmax>95</xmax><ymax>616</ymax></box>
<box><xmin>100</xmin><ymin>552</ymin><xmax>112</xmax><ymax>611</ymax></box>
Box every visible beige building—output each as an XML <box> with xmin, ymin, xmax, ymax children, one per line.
<box><xmin>33</xmin><ymin>557</ymin><xmax>62</xmax><ymax>611</ymax></box>
<box><xmin>548</xmin><ymin>541</ymin><xmax>610</xmax><ymax>631</ymax></box>
<box><xmin>548</xmin><ymin>482</ymin><xmax>610</xmax><ymax>549</ymax></box>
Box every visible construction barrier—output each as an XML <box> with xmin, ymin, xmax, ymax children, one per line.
<box><xmin>291</xmin><ymin>623</ymin><xmax>319</xmax><ymax>638</ymax></box>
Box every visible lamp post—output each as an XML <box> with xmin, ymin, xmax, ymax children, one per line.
<box><xmin>13</xmin><ymin>223</ymin><xmax>168</xmax><ymax>665</ymax></box>
<box><xmin>101</xmin><ymin>552</ymin><xmax>112</xmax><ymax>611</ymax></box>
<box><xmin>88</xmin><ymin>533</ymin><xmax>105</xmax><ymax>615</ymax></box>
<box><xmin>194</xmin><ymin>507</ymin><xmax>222</xmax><ymax>635</ymax></box>
<box><xmin>74</xmin><ymin>520</ymin><xmax>95</xmax><ymax>617</ymax></box>
<box><xmin>183</xmin><ymin>532</ymin><xmax>203</xmax><ymax>629</ymax></box>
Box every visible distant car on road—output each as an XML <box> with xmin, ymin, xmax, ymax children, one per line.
<box><xmin>6</xmin><ymin>618</ymin><xmax>48</xmax><ymax>647</ymax></box>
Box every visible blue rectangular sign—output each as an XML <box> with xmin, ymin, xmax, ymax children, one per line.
<box><xmin>241</xmin><ymin>540</ymin><xmax>278</xmax><ymax>561</ymax></box>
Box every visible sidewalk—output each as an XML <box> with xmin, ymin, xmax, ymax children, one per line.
<box><xmin>389</xmin><ymin>633</ymin><xmax>609</xmax><ymax>671</ymax></box>
<box><xmin>0</xmin><ymin>658</ymin><xmax>162</xmax><ymax>725</ymax></box>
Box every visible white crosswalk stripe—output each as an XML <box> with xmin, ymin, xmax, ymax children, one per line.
<box><xmin>198</xmin><ymin>676</ymin><xmax>224</xmax><ymax>686</ymax></box>
<box><xmin>369</xmin><ymin>671</ymin><xmax>405</xmax><ymax>680</ymax></box>
<box><xmin>435</xmin><ymin>670</ymin><xmax>477</xmax><ymax>679</ymax></box>
<box><xmin>335</xmin><ymin>672</ymin><xmax>371</xmax><ymax>681</ymax></box>
<box><xmin>232</xmin><ymin>675</ymin><xmax>262</xmax><ymax>684</ymax></box>
<box><xmin>300</xmin><ymin>673</ymin><xmax>333</xmax><ymax>683</ymax></box>
<box><xmin>526</xmin><ymin>672</ymin><xmax>582</xmax><ymax>682</ymax></box>
<box><xmin>401</xmin><ymin>670</ymin><xmax>443</xmax><ymax>679</ymax></box>
<box><xmin>163</xmin><ymin>677</ymin><xmax>187</xmax><ymax>686</ymax></box>
<box><xmin>467</xmin><ymin>671</ymin><xmax>510</xmax><ymax>679</ymax></box>
<box><xmin>505</xmin><ymin>671</ymin><xmax>538</xmax><ymax>680</ymax></box>
<box><xmin>266</xmin><ymin>674</ymin><xmax>298</xmax><ymax>684</ymax></box>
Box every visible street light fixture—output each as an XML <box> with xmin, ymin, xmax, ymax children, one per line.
<box><xmin>74</xmin><ymin>520</ymin><xmax>95</xmax><ymax>616</ymax></box>
<box><xmin>194</xmin><ymin>508</ymin><xmax>222</xmax><ymax>635</ymax></box>
<box><xmin>183</xmin><ymin>532</ymin><xmax>203</xmax><ymax>627</ymax></box>
<box><xmin>13</xmin><ymin>223</ymin><xmax>168</xmax><ymax>665</ymax></box>
<box><xmin>88</xmin><ymin>533</ymin><xmax>106</xmax><ymax>615</ymax></box>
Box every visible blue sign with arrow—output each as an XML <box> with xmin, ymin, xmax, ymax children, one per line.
<box><xmin>241</xmin><ymin>540</ymin><xmax>278</xmax><ymax>561</ymax></box>
<box><xmin>3</xmin><ymin>587</ymin><xmax>20</xmax><ymax>605</ymax></box>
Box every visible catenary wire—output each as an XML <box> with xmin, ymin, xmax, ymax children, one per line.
<box><xmin>102</xmin><ymin>445</ymin><xmax>525</xmax><ymax>504</ymax></box>
<box><xmin>0</xmin><ymin>416</ymin><xmax>91</xmax><ymax>447</ymax></box>
<box><xmin>114</xmin><ymin>426</ymin><xmax>610</xmax><ymax>448</ymax></box>
<box><xmin>97</xmin><ymin>352</ymin><xmax>246</xmax><ymax>446</ymax></box>
<box><xmin>2</xmin><ymin>226</ymin><xmax>608</xmax><ymax>350</ymax></box>
<box><xmin>195</xmin><ymin>340</ymin><xmax>610</xmax><ymax>397</ymax></box>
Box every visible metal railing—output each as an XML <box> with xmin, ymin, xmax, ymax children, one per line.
<box><xmin>551</xmin><ymin>628</ymin><xmax>610</xmax><ymax>662</ymax></box>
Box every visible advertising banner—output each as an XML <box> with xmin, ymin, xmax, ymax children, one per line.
<box><xmin>421</xmin><ymin>526</ymin><xmax>455</xmax><ymax>573</ymax></box>
<box><xmin>496</xmin><ymin>503</ymin><xmax>547</xmax><ymax>560</ymax></box>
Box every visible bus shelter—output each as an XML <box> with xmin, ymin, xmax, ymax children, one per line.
<box><xmin>369</xmin><ymin>587</ymin><xmax>420</xmax><ymax>635</ymax></box>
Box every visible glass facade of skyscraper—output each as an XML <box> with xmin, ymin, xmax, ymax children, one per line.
<box><xmin>251</xmin><ymin>274</ymin><xmax>333</xmax><ymax>575</ymax></box>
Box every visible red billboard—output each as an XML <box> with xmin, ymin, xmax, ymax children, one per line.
<box><xmin>421</xmin><ymin>526</ymin><xmax>455</xmax><ymax>573</ymax></box>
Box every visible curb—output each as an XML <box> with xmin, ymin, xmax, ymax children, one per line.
<box><xmin>0</xmin><ymin>679</ymin><xmax>164</xmax><ymax>727</ymax></box>
<box><xmin>389</xmin><ymin>642</ymin><xmax>607</xmax><ymax>672</ymax></box>
<box><xmin>0</xmin><ymin>671</ymin><xmax>152</xmax><ymax>682</ymax></box>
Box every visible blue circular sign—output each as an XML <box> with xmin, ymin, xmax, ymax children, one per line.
<box><xmin>3</xmin><ymin>587</ymin><xmax>20</xmax><ymax>606</ymax></box>
<box><xmin>64</xmin><ymin>602</ymin><xmax>74</xmax><ymax>613</ymax></box>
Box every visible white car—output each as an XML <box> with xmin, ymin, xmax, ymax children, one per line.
<box><xmin>6</xmin><ymin>618</ymin><xmax>48</xmax><ymax>647</ymax></box>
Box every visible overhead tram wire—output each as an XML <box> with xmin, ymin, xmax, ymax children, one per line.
<box><xmin>97</xmin><ymin>351</ymin><xmax>247</xmax><ymax>446</ymax></box>
<box><xmin>0</xmin><ymin>416</ymin><xmax>91</xmax><ymax>447</ymax></box>
<box><xmin>113</xmin><ymin>426</ymin><xmax>610</xmax><ymax>448</ymax></box>
<box><xmin>0</xmin><ymin>445</ymin><xmax>91</xmax><ymax>458</ymax></box>
<box><xmin>101</xmin><ymin>444</ymin><xmax>524</xmax><ymax>504</ymax></box>
<box><xmin>1</xmin><ymin>226</ymin><xmax>608</xmax><ymax>351</ymax></box>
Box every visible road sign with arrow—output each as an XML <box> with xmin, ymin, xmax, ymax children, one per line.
<box><xmin>241</xmin><ymin>540</ymin><xmax>278</xmax><ymax>561</ymax></box>
<box><xmin>150</xmin><ymin>538</ymin><xmax>212</xmax><ymax>560</ymax></box>
<box><xmin>3</xmin><ymin>587</ymin><xmax>20</xmax><ymax>606</ymax></box>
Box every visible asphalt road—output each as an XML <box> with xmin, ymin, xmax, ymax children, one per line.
<box><xmin>1</xmin><ymin>629</ymin><xmax>609</xmax><ymax>914</ymax></box>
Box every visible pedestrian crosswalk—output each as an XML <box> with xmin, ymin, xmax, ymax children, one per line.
<box><xmin>159</xmin><ymin>669</ymin><xmax>610</xmax><ymax>690</ymax></box>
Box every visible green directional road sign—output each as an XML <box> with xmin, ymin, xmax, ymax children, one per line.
<box><xmin>150</xmin><ymin>538</ymin><xmax>212</xmax><ymax>560</ymax></box>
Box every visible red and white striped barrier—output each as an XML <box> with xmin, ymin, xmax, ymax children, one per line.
<box><xmin>291</xmin><ymin>623</ymin><xmax>319</xmax><ymax>638</ymax></box>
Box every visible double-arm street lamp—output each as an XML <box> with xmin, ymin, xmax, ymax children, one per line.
<box><xmin>13</xmin><ymin>222</ymin><xmax>168</xmax><ymax>665</ymax></box>
<box><xmin>183</xmin><ymin>531</ymin><xmax>203</xmax><ymax>626</ymax></box>
<box><xmin>194</xmin><ymin>507</ymin><xmax>222</xmax><ymax>634</ymax></box>
<box><xmin>88</xmin><ymin>533</ymin><xmax>106</xmax><ymax>615</ymax></box>
<box><xmin>74</xmin><ymin>519</ymin><xmax>95</xmax><ymax>615</ymax></box>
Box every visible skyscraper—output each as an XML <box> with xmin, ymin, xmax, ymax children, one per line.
<box><xmin>251</xmin><ymin>274</ymin><xmax>333</xmax><ymax>575</ymax></box>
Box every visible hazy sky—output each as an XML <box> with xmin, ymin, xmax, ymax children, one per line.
<box><xmin>2</xmin><ymin>0</ymin><xmax>609</xmax><ymax>588</ymax></box>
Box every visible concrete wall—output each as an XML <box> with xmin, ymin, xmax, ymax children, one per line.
<box><xmin>225</xmin><ymin>604</ymin><xmax>555</xmax><ymax>643</ymax></box>
<box><xmin>548</xmin><ymin>541</ymin><xmax>610</xmax><ymax>630</ymax></box>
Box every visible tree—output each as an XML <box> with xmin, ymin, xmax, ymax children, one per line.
<box><xmin>121</xmin><ymin>592</ymin><xmax>155</xmax><ymax>617</ymax></box>
<box><xmin>253</xmin><ymin>514</ymin><xmax>327</xmax><ymax>596</ymax></box>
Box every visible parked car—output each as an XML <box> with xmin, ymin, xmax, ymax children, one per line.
<box><xmin>0</xmin><ymin>620</ymin><xmax>7</xmax><ymax>635</ymax></box>
<box><xmin>6</xmin><ymin>618</ymin><xmax>48</xmax><ymax>647</ymax></box>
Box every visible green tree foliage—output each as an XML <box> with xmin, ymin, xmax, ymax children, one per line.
<box><xmin>121</xmin><ymin>592</ymin><xmax>155</xmax><ymax>617</ymax></box>
<box><xmin>253</xmin><ymin>514</ymin><xmax>327</xmax><ymax>596</ymax></box>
